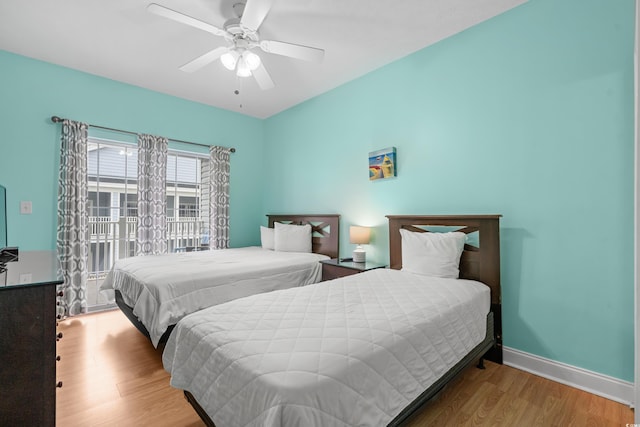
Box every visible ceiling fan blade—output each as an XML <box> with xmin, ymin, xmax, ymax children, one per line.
<box><xmin>259</xmin><ymin>40</ymin><xmax>324</xmax><ymax>63</ymax></box>
<box><xmin>147</xmin><ymin>3</ymin><xmax>227</xmax><ymax>38</ymax></box>
<box><xmin>179</xmin><ymin>46</ymin><xmax>229</xmax><ymax>73</ymax></box>
<box><xmin>252</xmin><ymin>63</ymin><xmax>275</xmax><ymax>90</ymax></box>
<box><xmin>239</xmin><ymin>0</ymin><xmax>273</xmax><ymax>32</ymax></box>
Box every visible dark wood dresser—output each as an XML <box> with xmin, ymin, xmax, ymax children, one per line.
<box><xmin>0</xmin><ymin>251</ymin><xmax>63</xmax><ymax>427</ymax></box>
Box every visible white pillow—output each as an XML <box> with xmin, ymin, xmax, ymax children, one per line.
<box><xmin>400</xmin><ymin>229</ymin><xmax>466</xmax><ymax>278</ymax></box>
<box><xmin>260</xmin><ymin>226</ymin><xmax>274</xmax><ymax>250</ymax></box>
<box><xmin>274</xmin><ymin>222</ymin><xmax>312</xmax><ymax>253</ymax></box>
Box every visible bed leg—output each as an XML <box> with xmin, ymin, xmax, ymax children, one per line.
<box><xmin>477</xmin><ymin>357</ymin><xmax>486</xmax><ymax>370</ymax></box>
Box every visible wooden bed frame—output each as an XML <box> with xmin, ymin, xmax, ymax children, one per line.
<box><xmin>182</xmin><ymin>214</ymin><xmax>502</xmax><ymax>427</ymax></box>
<box><xmin>114</xmin><ymin>214</ymin><xmax>340</xmax><ymax>344</ymax></box>
<box><xmin>385</xmin><ymin>214</ymin><xmax>502</xmax><ymax>426</ymax></box>
<box><xmin>387</xmin><ymin>214</ymin><xmax>502</xmax><ymax>364</ymax></box>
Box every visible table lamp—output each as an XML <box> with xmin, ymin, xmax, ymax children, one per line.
<box><xmin>350</xmin><ymin>226</ymin><xmax>370</xmax><ymax>263</ymax></box>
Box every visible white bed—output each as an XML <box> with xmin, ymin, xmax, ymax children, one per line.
<box><xmin>101</xmin><ymin>247</ymin><xmax>329</xmax><ymax>346</ymax></box>
<box><xmin>163</xmin><ymin>268</ymin><xmax>491</xmax><ymax>427</ymax></box>
<box><xmin>162</xmin><ymin>215</ymin><xmax>502</xmax><ymax>426</ymax></box>
<box><xmin>100</xmin><ymin>214</ymin><xmax>340</xmax><ymax>347</ymax></box>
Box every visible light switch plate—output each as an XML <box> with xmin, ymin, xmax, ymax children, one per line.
<box><xmin>20</xmin><ymin>201</ymin><xmax>32</xmax><ymax>214</ymax></box>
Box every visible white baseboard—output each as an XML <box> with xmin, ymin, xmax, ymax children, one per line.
<box><xmin>503</xmin><ymin>347</ymin><xmax>634</xmax><ymax>407</ymax></box>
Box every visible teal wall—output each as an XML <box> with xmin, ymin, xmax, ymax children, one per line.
<box><xmin>0</xmin><ymin>50</ymin><xmax>265</xmax><ymax>250</ymax></box>
<box><xmin>0</xmin><ymin>0</ymin><xmax>634</xmax><ymax>385</ymax></box>
<box><xmin>263</xmin><ymin>0</ymin><xmax>635</xmax><ymax>382</ymax></box>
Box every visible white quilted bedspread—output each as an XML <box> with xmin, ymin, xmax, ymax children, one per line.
<box><xmin>163</xmin><ymin>268</ymin><xmax>490</xmax><ymax>427</ymax></box>
<box><xmin>100</xmin><ymin>247</ymin><xmax>328</xmax><ymax>347</ymax></box>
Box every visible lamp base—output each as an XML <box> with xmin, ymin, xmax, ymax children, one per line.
<box><xmin>353</xmin><ymin>248</ymin><xmax>366</xmax><ymax>263</ymax></box>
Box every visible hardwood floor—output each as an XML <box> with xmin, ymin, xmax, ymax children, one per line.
<box><xmin>56</xmin><ymin>309</ymin><xmax>634</xmax><ymax>426</ymax></box>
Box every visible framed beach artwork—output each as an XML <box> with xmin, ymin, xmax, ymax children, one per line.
<box><xmin>369</xmin><ymin>147</ymin><xmax>396</xmax><ymax>181</ymax></box>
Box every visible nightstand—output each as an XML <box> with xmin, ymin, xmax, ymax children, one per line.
<box><xmin>320</xmin><ymin>258</ymin><xmax>387</xmax><ymax>281</ymax></box>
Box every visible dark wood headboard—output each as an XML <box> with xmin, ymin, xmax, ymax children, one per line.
<box><xmin>267</xmin><ymin>214</ymin><xmax>340</xmax><ymax>259</ymax></box>
<box><xmin>386</xmin><ymin>215</ymin><xmax>501</xmax><ymax>306</ymax></box>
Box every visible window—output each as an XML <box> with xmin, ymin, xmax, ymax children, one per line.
<box><xmin>167</xmin><ymin>195</ymin><xmax>175</xmax><ymax>219</ymax></box>
<box><xmin>166</xmin><ymin>152</ymin><xmax>209</xmax><ymax>252</ymax></box>
<box><xmin>85</xmin><ymin>138</ymin><xmax>210</xmax><ymax>310</ymax></box>
<box><xmin>119</xmin><ymin>193</ymin><xmax>138</xmax><ymax>217</ymax></box>
<box><xmin>86</xmin><ymin>140</ymin><xmax>137</xmax><ymax>311</ymax></box>
<box><xmin>179</xmin><ymin>196</ymin><xmax>199</xmax><ymax>218</ymax></box>
<box><xmin>89</xmin><ymin>242</ymin><xmax>111</xmax><ymax>273</ymax></box>
<box><xmin>88</xmin><ymin>192</ymin><xmax>111</xmax><ymax>217</ymax></box>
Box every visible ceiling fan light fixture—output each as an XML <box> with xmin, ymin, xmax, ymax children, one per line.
<box><xmin>243</xmin><ymin>51</ymin><xmax>261</xmax><ymax>71</ymax></box>
<box><xmin>148</xmin><ymin>1</ymin><xmax>325</xmax><ymax>90</ymax></box>
<box><xmin>236</xmin><ymin>56</ymin><xmax>252</xmax><ymax>77</ymax></box>
<box><xmin>220</xmin><ymin>50</ymin><xmax>239</xmax><ymax>70</ymax></box>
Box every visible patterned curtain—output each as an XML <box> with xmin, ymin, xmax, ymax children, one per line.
<box><xmin>56</xmin><ymin>119</ymin><xmax>89</xmax><ymax>316</ymax></box>
<box><xmin>136</xmin><ymin>134</ymin><xmax>168</xmax><ymax>256</ymax></box>
<box><xmin>209</xmin><ymin>146</ymin><xmax>231</xmax><ymax>249</ymax></box>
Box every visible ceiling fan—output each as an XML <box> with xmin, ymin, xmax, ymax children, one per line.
<box><xmin>147</xmin><ymin>0</ymin><xmax>325</xmax><ymax>90</ymax></box>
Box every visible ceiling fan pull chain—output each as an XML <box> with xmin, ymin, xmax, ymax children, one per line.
<box><xmin>235</xmin><ymin>77</ymin><xmax>244</xmax><ymax>109</ymax></box>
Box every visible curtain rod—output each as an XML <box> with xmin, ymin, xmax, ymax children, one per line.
<box><xmin>50</xmin><ymin>116</ymin><xmax>235</xmax><ymax>153</ymax></box>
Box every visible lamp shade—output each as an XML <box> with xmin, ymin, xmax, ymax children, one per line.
<box><xmin>349</xmin><ymin>226</ymin><xmax>370</xmax><ymax>245</ymax></box>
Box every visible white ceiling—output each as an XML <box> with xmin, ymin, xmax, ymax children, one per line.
<box><xmin>0</xmin><ymin>0</ymin><xmax>526</xmax><ymax>119</ymax></box>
